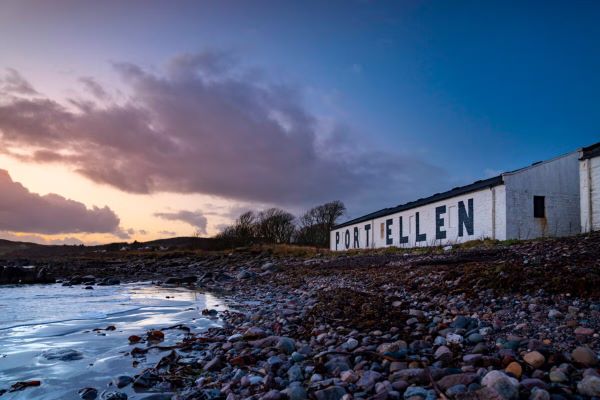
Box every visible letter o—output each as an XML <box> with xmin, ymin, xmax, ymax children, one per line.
<box><xmin>344</xmin><ymin>229</ymin><xmax>351</xmax><ymax>249</ymax></box>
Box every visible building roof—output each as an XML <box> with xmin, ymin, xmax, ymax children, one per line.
<box><xmin>581</xmin><ymin>142</ymin><xmax>600</xmax><ymax>160</ymax></box>
<box><xmin>333</xmin><ymin>175</ymin><xmax>504</xmax><ymax>230</ymax></box>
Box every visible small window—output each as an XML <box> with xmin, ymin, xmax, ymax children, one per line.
<box><xmin>533</xmin><ymin>196</ymin><xmax>545</xmax><ymax>218</ymax></box>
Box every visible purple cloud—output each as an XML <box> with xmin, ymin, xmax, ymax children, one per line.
<box><xmin>0</xmin><ymin>52</ymin><xmax>447</xmax><ymax>209</ymax></box>
<box><xmin>1</xmin><ymin>68</ymin><xmax>38</xmax><ymax>95</ymax></box>
<box><xmin>155</xmin><ymin>210</ymin><xmax>208</xmax><ymax>234</ymax></box>
<box><xmin>0</xmin><ymin>169</ymin><xmax>121</xmax><ymax>235</ymax></box>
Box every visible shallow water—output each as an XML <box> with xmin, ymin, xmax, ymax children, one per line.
<box><xmin>0</xmin><ymin>282</ymin><xmax>223</xmax><ymax>399</ymax></box>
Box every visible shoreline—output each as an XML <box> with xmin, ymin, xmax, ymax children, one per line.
<box><xmin>2</xmin><ymin>233</ymin><xmax>600</xmax><ymax>399</ymax></box>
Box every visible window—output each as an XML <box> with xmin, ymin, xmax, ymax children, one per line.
<box><xmin>533</xmin><ymin>196</ymin><xmax>545</xmax><ymax>218</ymax></box>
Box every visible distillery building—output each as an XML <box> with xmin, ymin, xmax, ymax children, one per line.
<box><xmin>580</xmin><ymin>142</ymin><xmax>600</xmax><ymax>233</ymax></box>
<box><xmin>330</xmin><ymin>145</ymin><xmax>593</xmax><ymax>251</ymax></box>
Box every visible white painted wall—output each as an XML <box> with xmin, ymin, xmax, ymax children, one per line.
<box><xmin>330</xmin><ymin>185</ymin><xmax>506</xmax><ymax>251</ymax></box>
<box><xmin>504</xmin><ymin>151</ymin><xmax>581</xmax><ymax>239</ymax></box>
<box><xmin>580</xmin><ymin>155</ymin><xmax>600</xmax><ymax>232</ymax></box>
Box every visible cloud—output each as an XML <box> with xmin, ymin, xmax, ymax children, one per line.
<box><xmin>158</xmin><ymin>230</ymin><xmax>177</xmax><ymax>236</ymax></box>
<box><xmin>0</xmin><ymin>52</ymin><xmax>447</xmax><ymax>210</ymax></box>
<box><xmin>0</xmin><ymin>231</ymin><xmax>84</xmax><ymax>246</ymax></box>
<box><xmin>79</xmin><ymin>76</ymin><xmax>109</xmax><ymax>100</ymax></box>
<box><xmin>1</xmin><ymin>68</ymin><xmax>38</xmax><ymax>95</ymax></box>
<box><xmin>155</xmin><ymin>210</ymin><xmax>208</xmax><ymax>234</ymax></box>
<box><xmin>0</xmin><ymin>169</ymin><xmax>121</xmax><ymax>235</ymax></box>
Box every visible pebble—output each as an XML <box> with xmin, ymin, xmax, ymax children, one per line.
<box><xmin>578</xmin><ymin>375</ymin><xmax>600</xmax><ymax>396</ymax></box>
<box><xmin>505</xmin><ymin>361</ymin><xmax>522</xmax><ymax>378</ymax></box>
<box><xmin>79</xmin><ymin>387</ymin><xmax>98</xmax><ymax>400</ymax></box>
<box><xmin>313</xmin><ymin>386</ymin><xmax>346</xmax><ymax>400</ymax></box>
<box><xmin>523</xmin><ymin>351</ymin><xmax>545</xmax><ymax>369</ymax></box>
<box><xmin>446</xmin><ymin>333</ymin><xmax>464</xmax><ymax>345</ymax></box>
<box><xmin>571</xmin><ymin>346</ymin><xmax>598</xmax><ymax>366</ymax></box>
<box><xmin>481</xmin><ymin>370</ymin><xmax>519</xmax><ymax>400</ymax></box>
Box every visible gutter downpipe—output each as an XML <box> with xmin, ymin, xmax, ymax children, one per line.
<box><xmin>491</xmin><ymin>186</ymin><xmax>496</xmax><ymax>240</ymax></box>
<box><xmin>588</xmin><ymin>159</ymin><xmax>594</xmax><ymax>232</ymax></box>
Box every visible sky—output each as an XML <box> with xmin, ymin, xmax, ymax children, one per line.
<box><xmin>0</xmin><ymin>0</ymin><xmax>598</xmax><ymax>245</ymax></box>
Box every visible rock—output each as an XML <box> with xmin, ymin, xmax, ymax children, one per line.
<box><xmin>237</xmin><ymin>270</ymin><xmax>255</xmax><ymax>280</ymax></box>
<box><xmin>523</xmin><ymin>351</ymin><xmax>545</xmax><ymax>369</ymax></box>
<box><xmin>227</xmin><ymin>333</ymin><xmax>244</xmax><ymax>342</ymax></box>
<box><xmin>547</xmin><ymin>309</ymin><xmax>563</xmax><ymax>319</ymax></box>
<box><xmin>204</xmin><ymin>356</ymin><xmax>224</xmax><ymax>371</ymax></box>
<box><xmin>403</xmin><ymin>386</ymin><xmax>436</xmax><ymax>400</ymax></box>
<box><xmin>447</xmin><ymin>384</ymin><xmax>467</xmax><ymax>397</ymax></box>
<box><xmin>377</xmin><ymin>340</ymin><xmax>407</xmax><ymax>354</ymax></box>
<box><xmin>578</xmin><ymin>375</ymin><xmax>600</xmax><ymax>396</ymax></box>
<box><xmin>276</xmin><ymin>337</ymin><xmax>296</xmax><ymax>354</ymax></box>
<box><xmin>434</xmin><ymin>345</ymin><xmax>452</xmax><ymax>361</ymax></box>
<box><xmin>505</xmin><ymin>362</ymin><xmax>522</xmax><ymax>378</ymax></box>
<box><xmin>97</xmin><ymin>278</ymin><xmax>120</xmax><ymax>286</ymax></box>
<box><xmin>446</xmin><ymin>333</ymin><xmax>464</xmax><ymax>345</ymax></box>
<box><xmin>467</xmin><ymin>333</ymin><xmax>484</xmax><ymax>344</ymax></box>
<box><xmin>340</xmin><ymin>370</ymin><xmax>358</xmax><ymax>383</ymax></box>
<box><xmin>390</xmin><ymin>368</ymin><xmax>427</xmax><ymax>385</ymax></box>
<box><xmin>437</xmin><ymin>373</ymin><xmax>478</xmax><ymax>391</ymax></box>
<box><xmin>481</xmin><ymin>370</ymin><xmax>519</xmax><ymax>400</ymax></box>
<box><xmin>572</xmin><ymin>346</ymin><xmax>598</xmax><ymax>366</ymax></box>
<box><xmin>79</xmin><ymin>387</ymin><xmax>98</xmax><ymax>400</ymax></box>
<box><xmin>356</xmin><ymin>370</ymin><xmax>382</xmax><ymax>391</ymax></box>
<box><xmin>451</xmin><ymin>316</ymin><xmax>470</xmax><ymax>329</ymax></box>
<box><xmin>244</xmin><ymin>327</ymin><xmax>266</xmax><ymax>339</ymax></box>
<box><xmin>165</xmin><ymin>276</ymin><xmax>197</xmax><ymax>284</ymax></box>
<box><xmin>287</xmin><ymin>364</ymin><xmax>304</xmax><ymax>382</ymax></box>
<box><xmin>285</xmin><ymin>382</ymin><xmax>307</xmax><ymax>400</ymax></box>
<box><xmin>133</xmin><ymin>370</ymin><xmax>159</xmax><ymax>388</ymax></box>
<box><xmin>345</xmin><ymin>338</ymin><xmax>359</xmax><ymax>351</ymax></box>
<box><xmin>324</xmin><ymin>356</ymin><xmax>350</xmax><ymax>373</ymax></box>
<box><xmin>520</xmin><ymin>379</ymin><xmax>547</xmax><ymax>391</ymax></box>
<box><xmin>113</xmin><ymin>376</ymin><xmax>133</xmax><ymax>389</ymax></box>
<box><xmin>548</xmin><ymin>369</ymin><xmax>568</xmax><ymax>383</ymax></box>
<box><xmin>1</xmin><ymin>266</ymin><xmax>56</xmax><ymax>285</ymax></box>
<box><xmin>528</xmin><ymin>387</ymin><xmax>550</xmax><ymax>400</ymax></box>
<box><xmin>261</xmin><ymin>390</ymin><xmax>284</xmax><ymax>400</ymax></box>
<box><xmin>128</xmin><ymin>335</ymin><xmax>142</xmax><ymax>344</ymax></box>
<box><xmin>463</xmin><ymin>354</ymin><xmax>483</xmax><ymax>364</ymax></box>
<box><xmin>313</xmin><ymin>386</ymin><xmax>346</xmax><ymax>400</ymax></box>
<box><xmin>100</xmin><ymin>392</ymin><xmax>128</xmax><ymax>400</ymax></box>
<box><xmin>42</xmin><ymin>348</ymin><xmax>84</xmax><ymax>361</ymax></box>
<box><xmin>147</xmin><ymin>330</ymin><xmax>164</xmax><ymax>342</ymax></box>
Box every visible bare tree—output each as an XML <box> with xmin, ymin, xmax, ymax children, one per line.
<box><xmin>256</xmin><ymin>208</ymin><xmax>296</xmax><ymax>244</ymax></box>
<box><xmin>296</xmin><ymin>201</ymin><xmax>346</xmax><ymax>247</ymax></box>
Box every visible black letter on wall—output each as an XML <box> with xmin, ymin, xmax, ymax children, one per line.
<box><xmin>458</xmin><ymin>199</ymin><xmax>474</xmax><ymax>237</ymax></box>
<box><xmin>415</xmin><ymin>212</ymin><xmax>427</xmax><ymax>242</ymax></box>
<box><xmin>435</xmin><ymin>206</ymin><xmax>447</xmax><ymax>240</ymax></box>
<box><xmin>399</xmin><ymin>216</ymin><xmax>409</xmax><ymax>244</ymax></box>
<box><xmin>364</xmin><ymin>224</ymin><xmax>371</xmax><ymax>247</ymax></box>
<box><xmin>353</xmin><ymin>227</ymin><xmax>360</xmax><ymax>248</ymax></box>
<box><xmin>344</xmin><ymin>229</ymin><xmax>351</xmax><ymax>249</ymax></box>
<box><xmin>335</xmin><ymin>232</ymin><xmax>339</xmax><ymax>250</ymax></box>
<box><xmin>385</xmin><ymin>218</ymin><xmax>393</xmax><ymax>245</ymax></box>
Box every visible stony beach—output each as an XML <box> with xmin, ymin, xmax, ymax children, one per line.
<box><xmin>2</xmin><ymin>232</ymin><xmax>600</xmax><ymax>400</ymax></box>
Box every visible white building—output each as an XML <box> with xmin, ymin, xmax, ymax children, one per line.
<box><xmin>580</xmin><ymin>142</ymin><xmax>600</xmax><ymax>233</ymax></box>
<box><xmin>331</xmin><ymin>147</ymin><xmax>586</xmax><ymax>251</ymax></box>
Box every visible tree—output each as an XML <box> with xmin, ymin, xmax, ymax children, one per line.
<box><xmin>256</xmin><ymin>208</ymin><xmax>296</xmax><ymax>244</ymax></box>
<box><xmin>296</xmin><ymin>201</ymin><xmax>346</xmax><ymax>247</ymax></box>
